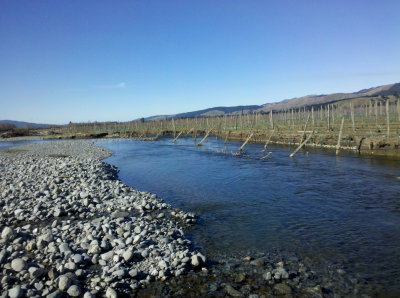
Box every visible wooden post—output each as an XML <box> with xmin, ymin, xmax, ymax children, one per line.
<box><xmin>259</xmin><ymin>152</ymin><xmax>272</xmax><ymax>160</ymax></box>
<box><xmin>300</xmin><ymin>114</ymin><xmax>310</xmax><ymax>143</ymax></box>
<box><xmin>262</xmin><ymin>131</ymin><xmax>274</xmax><ymax>152</ymax></box>
<box><xmin>172</xmin><ymin>131</ymin><xmax>183</xmax><ymax>143</ymax></box>
<box><xmin>350</xmin><ymin>103</ymin><xmax>355</xmax><ymax>131</ymax></box>
<box><xmin>224</xmin><ymin>130</ymin><xmax>230</xmax><ymax>143</ymax></box>
<box><xmin>369</xmin><ymin>100</ymin><xmax>372</xmax><ymax>117</ymax></box>
<box><xmin>327</xmin><ymin>105</ymin><xmax>331</xmax><ymax>131</ymax></box>
<box><xmin>186</xmin><ymin>127</ymin><xmax>194</xmax><ymax>135</ymax></box>
<box><xmin>172</xmin><ymin>118</ymin><xmax>176</xmax><ymax>138</ymax></box>
<box><xmin>397</xmin><ymin>99</ymin><xmax>400</xmax><ymax>122</ymax></box>
<box><xmin>197</xmin><ymin>129</ymin><xmax>212</xmax><ymax>146</ymax></box>
<box><xmin>291</xmin><ymin>109</ymin><xmax>294</xmax><ymax>130</ymax></box>
<box><xmin>386</xmin><ymin>100</ymin><xmax>390</xmax><ymax>138</ymax></box>
<box><xmin>290</xmin><ymin>133</ymin><xmax>313</xmax><ymax>157</ymax></box>
<box><xmin>238</xmin><ymin>132</ymin><xmax>254</xmax><ymax>152</ymax></box>
<box><xmin>269</xmin><ymin>110</ymin><xmax>274</xmax><ymax>130</ymax></box>
<box><xmin>311</xmin><ymin>107</ymin><xmax>315</xmax><ymax>128</ymax></box>
<box><xmin>194</xmin><ymin>118</ymin><xmax>198</xmax><ymax>143</ymax></box>
<box><xmin>335</xmin><ymin>117</ymin><xmax>345</xmax><ymax>155</ymax></box>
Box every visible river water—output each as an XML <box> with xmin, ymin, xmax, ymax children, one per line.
<box><xmin>99</xmin><ymin>137</ymin><xmax>400</xmax><ymax>294</ymax></box>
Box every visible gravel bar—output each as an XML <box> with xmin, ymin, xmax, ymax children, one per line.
<box><xmin>0</xmin><ymin>140</ymin><xmax>204</xmax><ymax>297</ymax></box>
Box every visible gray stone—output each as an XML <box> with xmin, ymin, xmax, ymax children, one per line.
<box><xmin>274</xmin><ymin>283</ymin><xmax>292</xmax><ymax>295</ymax></box>
<box><xmin>225</xmin><ymin>284</ymin><xmax>244</xmax><ymax>297</ymax></box>
<box><xmin>306</xmin><ymin>285</ymin><xmax>322</xmax><ymax>295</ymax></box>
<box><xmin>75</xmin><ymin>269</ymin><xmax>84</xmax><ymax>277</ymax></box>
<box><xmin>110</xmin><ymin>211</ymin><xmax>129</xmax><ymax>219</ymax></box>
<box><xmin>53</xmin><ymin>208</ymin><xmax>64</xmax><ymax>217</ymax></box>
<box><xmin>133</xmin><ymin>235</ymin><xmax>141</xmax><ymax>244</ymax></box>
<box><xmin>65</xmin><ymin>261</ymin><xmax>76</xmax><ymax>270</ymax></box>
<box><xmin>67</xmin><ymin>285</ymin><xmax>81</xmax><ymax>297</ymax></box>
<box><xmin>128</xmin><ymin>269</ymin><xmax>138</xmax><ymax>278</ymax></box>
<box><xmin>83</xmin><ymin>292</ymin><xmax>95</xmax><ymax>298</ymax></box>
<box><xmin>34</xmin><ymin>282</ymin><xmax>44</xmax><ymax>291</ymax></box>
<box><xmin>105</xmin><ymin>287</ymin><xmax>117</xmax><ymax>298</ymax></box>
<box><xmin>101</xmin><ymin>251</ymin><xmax>114</xmax><ymax>261</ymax></box>
<box><xmin>46</xmin><ymin>290</ymin><xmax>63</xmax><ymax>298</ymax></box>
<box><xmin>11</xmin><ymin>258</ymin><xmax>27</xmax><ymax>272</ymax></box>
<box><xmin>263</xmin><ymin>271</ymin><xmax>272</xmax><ymax>280</ymax></box>
<box><xmin>59</xmin><ymin>243</ymin><xmax>71</xmax><ymax>254</ymax></box>
<box><xmin>58</xmin><ymin>275</ymin><xmax>72</xmax><ymax>291</ymax></box>
<box><xmin>8</xmin><ymin>286</ymin><xmax>22</xmax><ymax>298</ymax></box>
<box><xmin>191</xmin><ymin>255</ymin><xmax>202</xmax><ymax>267</ymax></box>
<box><xmin>87</xmin><ymin>243</ymin><xmax>101</xmax><ymax>254</ymax></box>
<box><xmin>337</xmin><ymin>269</ymin><xmax>346</xmax><ymax>275</ymax></box>
<box><xmin>1</xmin><ymin>226</ymin><xmax>15</xmax><ymax>241</ymax></box>
<box><xmin>0</xmin><ymin>250</ymin><xmax>7</xmax><ymax>264</ymax></box>
<box><xmin>72</xmin><ymin>254</ymin><xmax>83</xmax><ymax>264</ymax></box>
<box><xmin>122</xmin><ymin>250</ymin><xmax>133</xmax><ymax>262</ymax></box>
<box><xmin>113</xmin><ymin>269</ymin><xmax>126</xmax><ymax>278</ymax></box>
<box><xmin>29</xmin><ymin>266</ymin><xmax>46</xmax><ymax>279</ymax></box>
<box><xmin>250</xmin><ymin>258</ymin><xmax>264</xmax><ymax>266</ymax></box>
<box><xmin>158</xmin><ymin>260</ymin><xmax>168</xmax><ymax>269</ymax></box>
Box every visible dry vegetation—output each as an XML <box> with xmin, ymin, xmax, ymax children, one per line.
<box><xmin>43</xmin><ymin>95</ymin><xmax>400</xmax><ymax>157</ymax></box>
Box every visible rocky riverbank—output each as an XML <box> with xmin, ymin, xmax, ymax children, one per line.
<box><xmin>0</xmin><ymin>140</ymin><xmax>380</xmax><ymax>298</ymax></box>
<box><xmin>0</xmin><ymin>141</ymin><xmax>203</xmax><ymax>297</ymax></box>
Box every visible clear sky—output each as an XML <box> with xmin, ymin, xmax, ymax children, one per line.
<box><xmin>1</xmin><ymin>0</ymin><xmax>399</xmax><ymax>124</ymax></box>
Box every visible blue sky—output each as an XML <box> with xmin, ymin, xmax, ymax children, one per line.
<box><xmin>1</xmin><ymin>0</ymin><xmax>399</xmax><ymax>124</ymax></box>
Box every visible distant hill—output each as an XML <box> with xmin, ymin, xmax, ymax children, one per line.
<box><xmin>143</xmin><ymin>82</ymin><xmax>400</xmax><ymax>120</ymax></box>
<box><xmin>145</xmin><ymin>105</ymin><xmax>262</xmax><ymax>121</ymax></box>
<box><xmin>257</xmin><ymin>82</ymin><xmax>400</xmax><ymax>112</ymax></box>
<box><xmin>0</xmin><ymin>120</ymin><xmax>53</xmax><ymax>128</ymax></box>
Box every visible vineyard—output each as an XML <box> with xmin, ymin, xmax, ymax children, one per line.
<box><xmin>52</xmin><ymin>95</ymin><xmax>400</xmax><ymax>157</ymax></box>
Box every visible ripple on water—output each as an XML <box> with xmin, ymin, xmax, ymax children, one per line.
<box><xmin>100</xmin><ymin>137</ymin><xmax>400</xmax><ymax>294</ymax></box>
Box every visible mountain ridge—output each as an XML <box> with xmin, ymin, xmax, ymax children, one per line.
<box><xmin>144</xmin><ymin>82</ymin><xmax>400</xmax><ymax>120</ymax></box>
<box><xmin>0</xmin><ymin>120</ymin><xmax>53</xmax><ymax>128</ymax></box>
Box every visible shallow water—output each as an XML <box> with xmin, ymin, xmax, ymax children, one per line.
<box><xmin>98</xmin><ymin>137</ymin><xmax>400</xmax><ymax>293</ymax></box>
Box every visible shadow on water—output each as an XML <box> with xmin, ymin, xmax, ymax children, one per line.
<box><xmin>99</xmin><ymin>136</ymin><xmax>400</xmax><ymax>292</ymax></box>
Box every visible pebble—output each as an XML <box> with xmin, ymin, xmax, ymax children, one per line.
<box><xmin>191</xmin><ymin>255</ymin><xmax>202</xmax><ymax>267</ymax></box>
<box><xmin>11</xmin><ymin>258</ymin><xmax>27</xmax><ymax>272</ymax></box>
<box><xmin>225</xmin><ymin>284</ymin><xmax>244</xmax><ymax>297</ymax></box>
<box><xmin>263</xmin><ymin>271</ymin><xmax>272</xmax><ymax>280</ymax></box>
<box><xmin>72</xmin><ymin>254</ymin><xmax>83</xmax><ymax>264</ymax></box>
<box><xmin>273</xmin><ymin>283</ymin><xmax>292</xmax><ymax>295</ymax></box>
<box><xmin>58</xmin><ymin>275</ymin><xmax>72</xmax><ymax>291</ymax></box>
<box><xmin>105</xmin><ymin>287</ymin><xmax>118</xmax><ymax>298</ymax></box>
<box><xmin>67</xmin><ymin>285</ymin><xmax>81</xmax><ymax>297</ymax></box>
<box><xmin>46</xmin><ymin>290</ymin><xmax>62</xmax><ymax>298</ymax></box>
<box><xmin>123</xmin><ymin>250</ymin><xmax>133</xmax><ymax>262</ymax></box>
<box><xmin>0</xmin><ymin>141</ymin><xmax>200</xmax><ymax>296</ymax></box>
<box><xmin>29</xmin><ymin>267</ymin><xmax>46</xmax><ymax>279</ymax></box>
<box><xmin>1</xmin><ymin>226</ymin><xmax>15</xmax><ymax>241</ymax></box>
<box><xmin>8</xmin><ymin>286</ymin><xmax>22</xmax><ymax>298</ymax></box>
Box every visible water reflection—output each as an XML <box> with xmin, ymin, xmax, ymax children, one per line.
<box><xmin>99</xmin><ymin>137</ymin><xmax>400</xmax><ymax>291</ymax></box>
